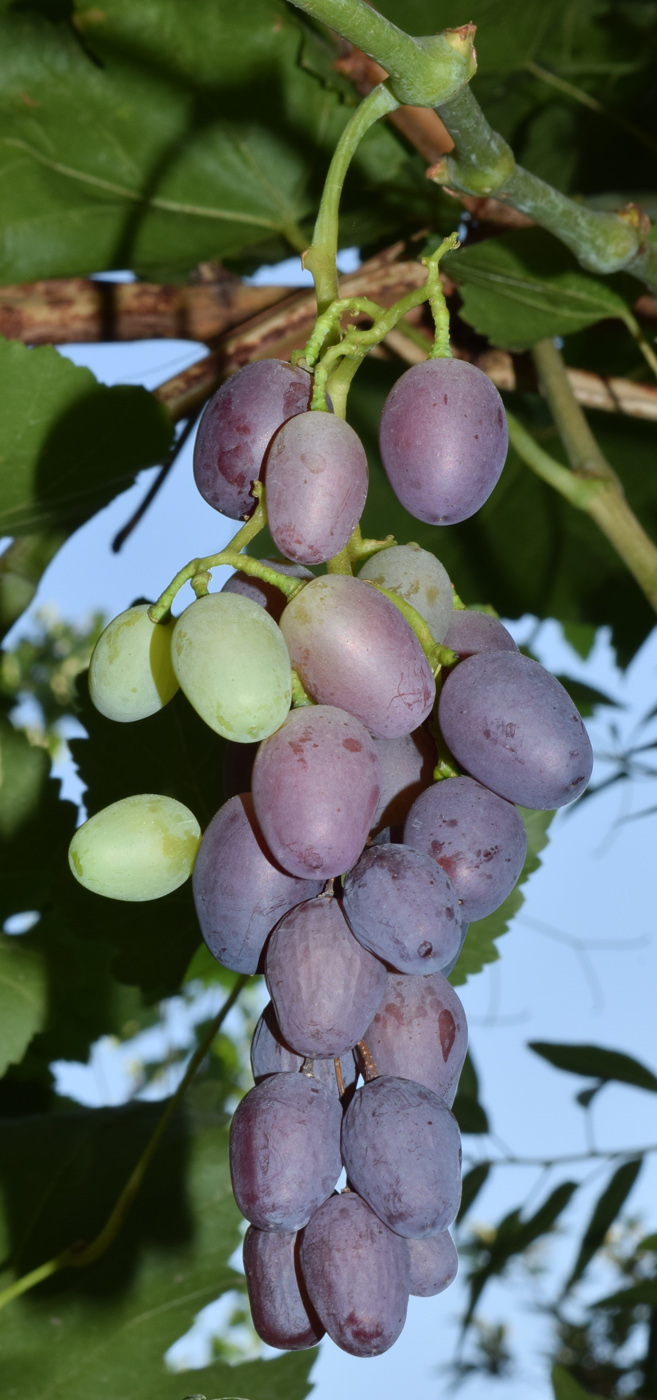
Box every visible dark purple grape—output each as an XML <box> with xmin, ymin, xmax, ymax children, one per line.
<box><xmin>193</xmin><ymin>359</ymin><xmax>312</xmax><ymax>519</ymax></box>
<box><xmin>378</xmin><ymin>359</ymin><xmax>508</xmax><ymax>525</ymax></box>
<box><xmin>229</xmin><ymin>1072</ymin><xmax>342</xmax><ymax>1231</ymax></box>
<box><xmin>438</xmin><ymin>652</ymin><xmax>593</xmax><ymax>809</ymax></box>
<box><xmin>265</xmin><ymin>896</ymin><xmax>386</xmax><ymax>1058</ymax></box>
<box><xmin>403</xmin><ymin>775</ymin><xmax>527</xmax><ymax>921</ymax></box>
<box><xmin>266</xmin><ymin>413</ymin><xmax>368</xmax><ymax>565</ymax></box>
<box><xmin>251</xmin><ymin>1001</ymin><xmax>357</xmax><ymax>1100</ymax></box>
<box><xmin>279</xmin><ymin>575</ymin><xmax>435</xmax><ymax>739</ymax></box>
<box><xmin>443</xmin><ymin>609</ymin><xmax>518</xmax><ymax>659</ymax></box>
<box><xmin>243</xmin><ymin>1226</ymin><xmax>324</xmax><ymax>1350</ymax></box>
<box><xmin>192</xmin><ymin>794</ymin><xmax>322</xmax><ymax>974</ymax></box>
<box><xmin>359</xmin><ymin>970</ymin><xmax>468</xmax><ymax>1107</ymax></box>
<box><xmin>372</xmin><ymin>727</ymin><xmax>436</xmax><ymax>833</ymax></box>
<box><xmin>341</xmin><ymin>1076</ymin><xmax>462</xmax><ymax>1238</ymax></box>
<box><xmin>342</xmin><ymin>844</ymin><xmax>462</xmax><ymax>974</ymax></box>
<box><xmin>299</xmin><ymin>1192</ymin><xmax>410</xmax><ymax>1356</ymax></box>
<box><xmin>251</xmin><ymin>705</ymin><xmax>380</xmax><ymax>878</ymax></box>
<box><xmin>222</xmin><ymin>558</ymin><xmax>313</xmax><ymax>623</ymax></box>
<box><xmin>408</xmin><ymin>1232</ymin><xmax>458</xmax><ymax>1297</ymax></box>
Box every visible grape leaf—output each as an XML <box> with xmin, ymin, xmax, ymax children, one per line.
<box><xmin>450</xmin><ymin>807</ymin><xmax>553</xmax><ymax>986</ymax></box>
<box><xmin>0</xmin><ymin>338</ymin><xmax>172</xmax><ymax>535</ymax></box>
<box><xmin>528</xmin><ymin>1042</ymin><xmax>657</xmax><ymax>1092</ymax></box>
<box><xmin>552</xmin><ymin>1365</ymin><xmax>607</xmax><ymax>1400</ymax></box>
<box><xmin>452</xmin><ymin>1051</ymin><xmax>489</xmax><ymax>1134</ymax></box>
<box><xmin>0</xmin><ymin>934</ymin><xmax>46</xmax><ymax>1077</ymax></box>
<box><xmin>0</xmin><ymin>1091</ymin><xmax>316</xmax><ymax>1400</ymax></box>
<box><xmin>442</xmin><ymin>229</ymin><xmax>632</xmax><ymax>351</ymax></box>
<box><xmin>464</xmin><ymin>1181</ymin><xmax>578</xmax><ymax>1324</ymax></box>
<box><xmin>564</xmin><ymin>1158</ymin><xmax>642</xmax><ymax>1293</ymax></box>
<box><xmin>457</xmin><ymin>1163</ymin><xmax>490</xmax><ymax>1222</ymax></box>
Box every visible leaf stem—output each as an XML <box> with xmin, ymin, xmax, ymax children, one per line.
<box><xmin>0</xmin><ymin>976</ymin><xmax>248</xmax><ymax>1313</ymax></box>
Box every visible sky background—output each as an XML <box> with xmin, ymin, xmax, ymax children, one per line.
<box><xmin>4</xmin><ymin>253</ymin><xmax>657</xmax><ymax>1399</ymax></box>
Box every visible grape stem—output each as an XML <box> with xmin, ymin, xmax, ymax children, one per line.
<box><xmin>148</xmin><ymin>485</ymin><xmax>304</xmax><ymax>621</ymax></box>
<box><xmin>290</xmin><ymin>669</ymin><xmax>315</xmax><ymax>707</ymax></box>
<box><xmin>356</xmin><ymin>1038</ymin><xmax>378</xmax><ymax>1082</ymax></box>
<box><xmin>0</xmin><ymin>976</ymin><xmax>248</xmax><ymax>1314</ymax></box>
<box><xmin>366</xmin><ymin>581</ymin><xmax>458</xmax><ymax>677</ymax></box>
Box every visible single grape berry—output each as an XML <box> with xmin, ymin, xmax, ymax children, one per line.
<box><xmin>68</xmin><ymin>794</ymin><xmax>200</xmax><ymax>901</ymax></box>
<box><xmin>358</xmin><ymin>543</ymin><xmax>453</xmax><ymax>642</ymax></box>
<box><xmin>89</xmin><ymin>604</ymin><xmax>179</xmax><ymax>722</ymax></box>
<box><xmin>360</xmin><ymin>970</ymin><xmax>468</xmax><ymax>1107</ymax></box>
<box><xmin>299</xmin><ymin>1193</ymin><xmax>410</xmax><ymax>1357</ymax></box>
<box><xmin>407</xmin><ymin>1232</ymin><xmax>458</xmax><ymax>1297</ymax></box>
<box><xmin>266</xmin><ymin>412</ymin><xmax>368</xmax><ymax>565</ymax></box>
<box><xmin>341</xmin><ymin>1075</ymin><xmax>462</xmax><ymax>1238</ymax></box>
<box><xmin>251</xmin><ymin>704</ymin><xmax>381</xmax><ymax>878</ymax></box>
<box><xmin>438</xmin><ymin>651</ymin><xmax>594</xmax><ymax>809</ymax></box>
<box><xmin>229</xmin><ymin>1072</ymin><xmax>342</xmax><ymax>1232</ymax></box>
<box><xmin>404</xmin><ymin>775</ymin><xmax>527</xmax><ymax>921</ymax></box>
<box><xmin>243</xmin><ymin>1226</ymin><xmax>324</xmax><ymax>1350</ymax></box>
<box><xmin>343</xmin><ymin>843</ymin><xmax>463</xmax><ymax>974</ymax></box>
<box><xmin>280</xmin><ymin>575</ymin><xmax>435</xmax><ymax>739</ymax></box>
<box><xmin>193</xmin><ymin>359</ymin><xmax>313</xmax><ymax>519</ymax></box>
<box><xmin>192</xmin><ymin>794</ymin><xmax>322</xmax><ymax>974</ymax></box>
<box><xmin>443</xmin><ymin>609</ymin><xmax>518</xmax><ymax>659</ymax></box>
<box><xmin>371</xmin><ymin>726</ymin><xmax>436</xmax><ymax>834</ymax></box>
<box><xmin>171</xmin><ymin>592</ymin><xmax>291</xmax><ymax>742</ymax></box>
<box><xmin>378</xmin><ymin>359</ymin><xmax>508</xmax><ymax>524</ymax></box>
<box><xmin>221</xmin><ymin>557</ymin><xmax>313</xmax><ymax>623</ymax></box>
<box><xmin>251</xmin><ymin>1002</ymin><xmax>357</xmax><ymax>1101</ymax></box>
<box><xmin>265</xmin><ymin>895</ymin><xmax>386</xmax><ymax>1058</ymax></box>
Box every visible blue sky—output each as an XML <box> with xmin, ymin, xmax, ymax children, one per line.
<box><xmin>5</xmin><ymin>268</ymin><xmax>657</xmax><ymax>1399</ymax></box>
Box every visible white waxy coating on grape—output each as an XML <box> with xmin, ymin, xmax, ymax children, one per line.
<box><xmin>68</xmin><ymin>794</ymin><xmax>201</xmax><ymax>901</ymax></box>
<box><xmin>89</xmin><ymin>604</ymin><xmax>179</xmax><ymax>722</ymax></box>
<box><xmin>172</xmin><ymin>592</ymin><xmax>292</xmax><ymax>742</ymax></box>
<box><xmin>358</xmin><ymin>544</ymin><xmax>453</xmax><ymax>642</ymax></box>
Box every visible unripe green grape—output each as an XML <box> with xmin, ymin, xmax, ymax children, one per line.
<box><xmin>68</xmin><ymin>794</ymin><xmax>201</xmax><ymax>901</ymax></box>
<box><xmin>89</xmin><ymin>604</ymin><xmax>179</xmax><ymax>722</ymax></box>
<box><xmin>172</xmin><ymin>592</ymin><xmax>292</xmax><ymax>742</ymax></box>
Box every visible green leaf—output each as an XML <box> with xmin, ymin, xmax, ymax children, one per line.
<box><xmin>457</xmin><ymin>1163</ymin><xmax>490</xmax><ymax>1222</ymax></box>
<box><xmin>0</xmin><ymin>0</ymin><xmax>434</xmax><ymax>283</ymax></box>
<box><xmin>552</xmin><ymin>1364</ymin><xmax>607</xmax><ymax>1400</ymax></box>
<box><xmin>442</xmin><ymin>229</ymin><xmax>632</xmax><ymax>351</ymax></box>
<box><xmin>564</xmin><ymin>1159</ymin><xmax>642</xmax><ymax>1293</ymax></box>
<box><xmin>553</xmin><ymin>675</ymin><xmax>620</xmax><ymax>717</ymax></box>
<box><xmin>0</xmin><ymin>710</ymin><xmax>49</xmax><ymax>839</ymax></box>
<box><xmin>464</xmin><ymin>1181</ymin><xmax>578</xmax><ymax>1324</ymax></box>
<box><xmin>0</xmin><ymin>1092</ymin><xmax>316</xmax><ymax>1399</ymax></box>
<box><xmin>0</xmin><ymin>933</ymin><xmax>46</xmax><ymax>1077</ymax></box>
<box><xmin>593</xmin><ymin>1279</ymin><xmax>657</xmax><ymax>1310</ymax></box>
<box><xmin>528</xmin><ymin>1042</ymin><xmax>657</xmax><ymax>1094</ymax></box>
<box><xmin>452</xmin><ymin>1051</ymin><xmax>490</xmax><ymax>1135</ymax></box>
<box><xmin>0</xmin><ymin>338</ymin><xmax>173</xmax><ymax>536</ymax></box>
<box><xmin>451</xmin><ymin>808</ymin><xmax>553</xmax><ymax>985</ymax></box>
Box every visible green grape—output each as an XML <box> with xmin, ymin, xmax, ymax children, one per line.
<box><xmin>68</xmin><ymin>794</ymin><xmax>201</xmax><ymax>901</ymax></box>
<box><xmin>172</xmin><ymin>592</ymin><xmax>292</xmax><ymax>742</ymax></box>
<box><xmin>89</xmin><ymin>604</ymin><xmax>179</xmax><ymax>722</ymax></box>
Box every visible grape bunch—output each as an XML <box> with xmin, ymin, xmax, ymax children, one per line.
<box><xmin>69</xmin><ymin>351</ymin><xmax>593</xmax><ymax>1359</ymax></box>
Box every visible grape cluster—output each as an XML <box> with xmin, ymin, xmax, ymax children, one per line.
<box><xmin>69</xmin><ymin>355</ymin><xmax>594</xmax><ymax>1359</ymax></box>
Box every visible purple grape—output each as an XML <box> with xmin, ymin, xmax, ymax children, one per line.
<box><xmin>265</xmin><ymin>896</ymin><xmax>386</xmax><ymax>1058</ymax></box>
<box><xmin>378</xmin><ymin>359</ymin><xmax>508</xmax><ymax>525</ymax></box>
<box><xmin>341</xmin><ymin>1075</ymin><xmax>462</xmax><ymax>1238</ymax></box>
<box><xmin>266</xmin><ymin>413</ymin><xmax>368</xmax><ymax>565</ymax></box>
<box><xmin>222</xmin><ymin>558</ymin><xmax>313</xmax><ymax>623</ymax></box>
<box><xmin>359</xmin><ymin>970</ymin><xmax>468</xmax><ymax>1107</ymax></box>
<box><xmin>229</xmin><ymin>1072</ymin><xmax>342</xmax><ymax>1231</ymax></box>
<box><xmin>443</xmin><ymin>609</ymin><xmax>518</xmax><ymax>659</ymax></box>
<box><xmin>438</xmin><ymin>652</ymin><xmax>593</xmax><ymax>809</ymax></box>
<box><xmin>243</xmin><ymin>1226</ymin><xmax>324</xmax><ymax>1350</ymax></box>
<box><xmin>342</xmin><ymin>844</ymin><xmax>462</xmax><ymax>975</ymax></box>
<box><xmin>251</xmin><ymin>1001</ymin><xmax>357</xmax><ymax>1100</ymax></box>
<box><xmin>193</xmin><ymin>359</ymin><xmax>312</xmax><ymax>519</ymax></box>
<box><xmin>251</xmin><ymin>705</ymin><xmax>380</xmax><ymax>878</ymax></box>
<box><xmin>299</xmin><ymin>1192</ymin><xmax>410</xmax><ymax>1356</ymax></box>
<box><xmin>441</xmin><ymin>921</ymin><xmax>469</xmax><ymax>978</ymax></box>
<box><xmin>372</xmin><ymin>727</ymin><xmax>436</xmax><ymax>833</ymax></box>
<box><xmin>408</xmin><ymin>1232</ymin><xmax>458</xmax><ymax>1297</ymax></box>
<box><xmin>280</xmin><ymin>575</ymin><xmax>435</xmax><ymax>739</ymax></box>
<box><xmin>403</xmin><ymin>775</ymin><xmax>527</xmax><ymax>921</ymax></box>
<box><xmin>192</xmin><ymin>794</ymin><xmax>322</xmax><ymax>974</ymax></box>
